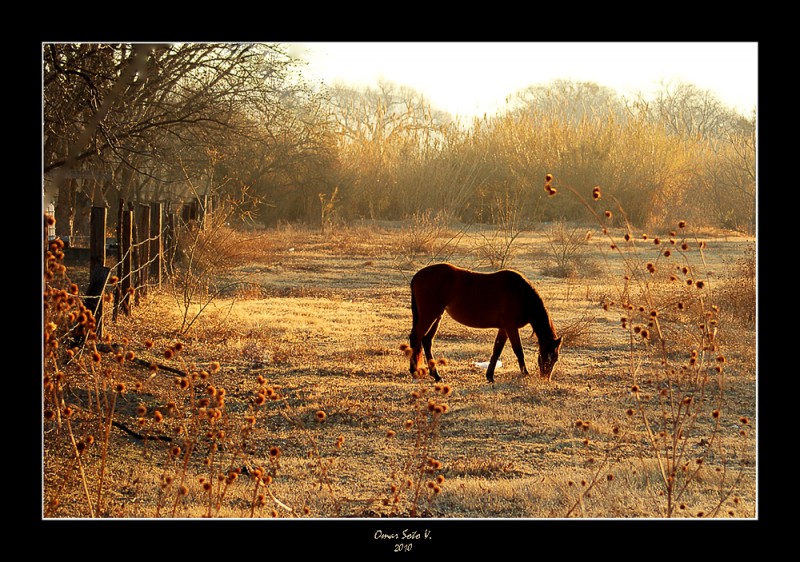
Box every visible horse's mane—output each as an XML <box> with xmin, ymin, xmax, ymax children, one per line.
<box><xmin>517</xmin><ymin>274</ymin><xmax>557</xmax><ymax>341</ymax></box>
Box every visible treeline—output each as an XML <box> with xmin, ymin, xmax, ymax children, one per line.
<box><xmin>44</xmin><ymin>44</ymin><xmax>756</xmax><ymax>238</ymax></box>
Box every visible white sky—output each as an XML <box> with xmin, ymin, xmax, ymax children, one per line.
<box><xmin>288</xmin><ymin>42</ymin><xmax>758</xmax><ymax>119</ymax></box>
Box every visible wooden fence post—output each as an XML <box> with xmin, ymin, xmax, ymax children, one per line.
<box><xmin>182</xmin><ymin>202</ymin><xmax>192</xmax><ymax>224</ymax></box>
<box><xmin>90</xmin><ymin>206</ymin><xmax>107</xmax><ymax>273</ymax></box>
<box><xmin>84</xmin><ymin>266</ymin><xmax>111</xmax><ymax>339</ymax></box>
<box><xmin>88</xmin><ymin>206</ymin><xmax>108</xmax><ymax>337</ymax></box>
<box><xmin>136</xmin><ymin>203</ymin><xmax>151</xmax><ymax>303</ymax></box>
<box><xmin>165</xmin><ymin>210</ymin><xmax>176</xmax><ymax>276</ymax></box>
<box><xmin>119</xmin><ymin>209</ymin><xmax>133</xmax><ymax>316</ymax></box>
<box><xmin>113</xmin><ymin>200</ymin><xmax>123</xmax><ymax>321</ymax></box>
<box><xmin>150</xmin><ymin>203</ymin><xmax>163</xmax><ymax>288</ymax></box>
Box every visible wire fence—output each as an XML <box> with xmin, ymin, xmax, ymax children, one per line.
<box><xmin>45</xmin><ymin>197</ymin><xmax>209</xmax><ymax>337</ymax></box>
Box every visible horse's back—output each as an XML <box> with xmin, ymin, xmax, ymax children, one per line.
<box><xmin>412</xmin><ymin>263</ymin><xmax>529</xmax><ymax>298</ymax></box>
<box><xmin>411</xmin><ymin>262</ymin><xmax>462</xmax><ymax>281</ymax></box>
<box><xmin>410</xmin><ymin>263</ymin><xmax>460</xmax><ymax>306</ymax></box>
<box><xmin>411</xmin><ymin>263</ymin><xmax>533</xmax><ymax>329</ymax></box>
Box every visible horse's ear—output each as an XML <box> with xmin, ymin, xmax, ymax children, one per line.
<box><xmin>555</xmin><ymin>336</ymin><xmax>563</xmax><ymax>349</ymax></box>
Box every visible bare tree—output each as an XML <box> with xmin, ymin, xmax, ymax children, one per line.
<box><xmin>644</xmin><ymin>81</ymin><xmax>746</xmax><ymax>141</ymax></box>
<box><xmin>43</xmin><ymin>43</ymin><xmax>304</xmax><ymax>234</ymax></box>
<box><xmin>510</xmin><ymin>79</ymin><xmax>626</xmax><ymax>124</ymax></box>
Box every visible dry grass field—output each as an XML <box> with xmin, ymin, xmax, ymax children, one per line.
<box><xmin>44</xmin><ymin>218</ymin><xmax>757</xmax><ymax>524</ymax></box>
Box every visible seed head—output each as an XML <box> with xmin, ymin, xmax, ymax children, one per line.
<box><xmin>592</xmin><ymin>186</ymin><xmax>601</xmax><ymax>200</ymax></box>
<box><xmin>315</xmin><ymin>410</ymin><xmax>327</xmax><ymax>422</ymax></box>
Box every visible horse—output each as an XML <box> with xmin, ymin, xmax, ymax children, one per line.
<box><xmin>407</xmin><ymin>263</ymin><xmax>562</xmax><ymax>383</ymax></box>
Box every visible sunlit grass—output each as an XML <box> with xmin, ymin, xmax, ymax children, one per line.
<box><xmin>43</xmin><ymin>220</ymin><xmax>756</xmax><ymax>518</ymax></box>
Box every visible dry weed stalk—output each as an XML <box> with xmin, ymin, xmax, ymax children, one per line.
<box><xmin>385</xmin><ymin>364</ymin><xmax>450</xmax><ymax>516</ymax></box>
<box><xmin>44</xmin><ymin>231</ymin><xmax>282</xmax><ymax>518</ymax></box>
<box><xmin>547</xmin><ymin>174</ymin><xmax>750</xmax><ymax>517</ymax></box>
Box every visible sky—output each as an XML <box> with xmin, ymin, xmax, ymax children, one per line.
<box><xmin>287</xmin><ymin>42</ymin><xmax>758</xmax><ymax>120</ymax></box>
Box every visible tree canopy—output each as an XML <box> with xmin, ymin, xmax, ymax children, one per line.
<box><xmin>43</xmin><ymin>43</ymin><xmax>757</xmax><ymax>236</ymax></box>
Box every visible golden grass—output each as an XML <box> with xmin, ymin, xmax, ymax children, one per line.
<box><xmin>43</xmin><ymin>221</ymin><xmax>756</xmax><ymax>519</ymax></box>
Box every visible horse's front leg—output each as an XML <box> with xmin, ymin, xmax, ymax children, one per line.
<box><xmin>507</xmin><ymin>327</ymin><xmax>529</xmax><ymax>376</ymax></box>
<box><xmin>486</xmin><ymin>329</ymin><xmax>508</xmax><ymax>383</ymax></box>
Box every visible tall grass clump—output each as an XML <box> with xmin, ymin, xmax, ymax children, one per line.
<box><xmin>471</xmin><ymin>191</ymin><xmax>526</xmax><ymax>270</ymax></box>
<box><xmin>545</xmin><ymin>175</ymin><xmax>752</xmax><ymax>517</ymax></box>
<box><xmin>397</xmin><ymin>209</ymin><xmax>451</xmax><ymax>261</ymax></box>
<box><xmin>541</xmin><ymin>219</ymin><xmax>600</xmax><ymax>278</ymax></box>
<box><xmin>169</xmin><ymin>193</ymin><xmax>269</xmax><ymax>334</ymax></box>
<box><xmin>717</xmin><ymin>243</ymin><xmax>756</xmax><ymax>327</ymax></box>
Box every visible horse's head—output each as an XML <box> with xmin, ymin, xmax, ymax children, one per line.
<box><xmin>537</xmin><ymin>336</ymin><xmax>563</xmax><ymax>380</ymax></box>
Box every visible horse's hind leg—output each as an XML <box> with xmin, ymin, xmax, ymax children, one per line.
<box><xmin>408</xmin><ymin>328</ymin><xmax>424</xmax><ymax>376</ymax></box>
<box><xmin>409</xmin><ymin>310</ymin><xmax>443</xmax><ymax>381</ymax></box>
<box><xmin>507</xmin><ymin>327</ymin><xmax>529</xmax><ymax>376</ymax></box>
<box><xmin>485</xmin><ymin>329</ymin><xmax>508</xmax><ymax>383</ymax></box>
<box><xmin>422</xmin><ymin>316</ymin><xmax>442</xmax><ymax>382</ymax></box>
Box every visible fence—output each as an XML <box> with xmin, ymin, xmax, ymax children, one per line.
<box><xmin>47</xmin><ymin>196</ymin><xmax>210</xmax><ymax>338</ymax></box>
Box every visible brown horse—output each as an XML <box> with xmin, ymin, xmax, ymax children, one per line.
<box><xmin>408</xmin><ymin>263</ymin><xmax>562</xmax><ymax>383</ymax></box>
